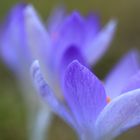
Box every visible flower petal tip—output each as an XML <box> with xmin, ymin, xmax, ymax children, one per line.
<box><xmin>70</xmin><ymin>11</ymin><xmax>81</xmax><ymax>18</ymax></box>
<box><xmin>106</xmin><ymin>19</ymin><xmax>117</xmax><ymax>33</ymax></box>
<box><xmin>31</xmin><ymin>60</ymin><xmax>40</xmax><ymax>79</ymax></box>
<box><xmin>24</xmin><ymin>4</ymin><xmax>34</xmax><ymax>13</ymax></box>
<box><xmin>65</xmin><ymin>60</ymin><xmax>83</xmax><ymax>73</ymax></box>
<box><xmin>24</xmin><ymin>4</ymin><xmax>42</xmax><ymax>26</ymax></box>
<box><xmin>68</xmin><ymin>59</ymin><xmax>80</xmax><ymax>66</ymax></box>
<box><xmin>23</xmin><ymin>4</ymin><xmax>36</xmax><ymax>19</ymax></box>
<box><xmin>30</xmin><ymin>60</ymin><xmax>50</xmax><ymax>99</ymax></box>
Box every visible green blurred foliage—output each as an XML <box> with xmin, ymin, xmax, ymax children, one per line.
<box><xmin>0</xmin><ymin>0</ymin><xmax>140</xmax><ymax>140</ymax></box>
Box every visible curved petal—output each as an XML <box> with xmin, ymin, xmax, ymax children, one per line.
<box><xmin>24</xmin><ymin>5</ymin><xmax>53</xmax><ymax>84</ymax></box>
<box><xmin>84</xmin><ymin>20</ymin><xmax>117</xmax><ymax>65</ymax></box>
<box><xmin>63</xmin><ymin>60</ymin><xmax>107</xmax><ymax>129</ymax></box>
<box><xmin>122</xmin><ymin>71</ymin><xmax>140</xmax><ymax>93</ymax></box>
<box><xmin>95</xmin><ymin>89</ymin><xmax>140</xmax><ymax>140</ymax></box>
<box><xmin>24</xmin><ymin>5</ymin><xmax>50</xmax><ymax>63</ymax></box>
<box><xmin>105</xmin><ymin>50</ymin><xmax>140</xmax><ymax>99</ymax></box>
<box><xmin>31</xmin><ymin>60</ymin><xmax>77</xmax><ymax>130</ymax></box>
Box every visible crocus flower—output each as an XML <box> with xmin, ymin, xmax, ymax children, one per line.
<box><xmin>25</xmin><ymin>5</ymin><xmax>117</xmax><ymax>95</ymax></box>
<box><xmin>0</xmin><ymin>2</ymin><xmax>116</xmax><ymax>140</ymax></box>
<box><xmin>31</xmin><ymin>50</ymin><xmax>140</xmax><ymax>140</ymax></box>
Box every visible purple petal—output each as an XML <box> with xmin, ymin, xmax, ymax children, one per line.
<box><xmin>31</xmin><ymin>60</ymin><xmax>77</xmax><ymax>130</ymax></box>
<box><xmin>0</xmin><ymin>3</ymin><xmax>29</xmax><ymax>72</ymax></box>
<box><xmin>47</xmin><ymin>6</ymin><xmax>66</xmax><ymax>35</ymax></box>
<box><xmin>122</xmin><ymin>71</ymin><xmax>140</xmax><ymax>93</ymax></box>
<box><xmin>49</xmin><ymin>12</ymin><xmax>86</xmax><ymax>76</ymax></box>
<box><xmin>105</xmin><ymin>50</ymin><xmax>140</xmax><ymax>99</ymax></box>
<box><xmin>83</xmin><ymin>20</ymin><xmax>117</xmax><ymax>65</ymax></box>
<box><xmin>24</xmin><ymin>5</ymin><xmax>53</xmax><ymax>84</ymax></box>
<box><xmin>58</xmin><ymin>45</ymin><xmax>87</xmax><ymax>80</ymax></box>
<box><xmin>24</xmin><ymin>5</ymin><xmax>50</xmax><ymax>65</ymax></box>
<box><xmin>95</xmin><ymin>89</ymin><xmax>140</xmax><ymax>140</ymax></box>
<box><xmin>57</xmin><ymin>11</ymin><xmax>85</xmax><ymax>45</ymax></box>
<box><xmin>85</xmin><ymin>13</ymin><xmax>101</xmax><ymax>39</ymax></box>
<box><xmin>63</xmin><ymin>60</ymin><xmax>107</xmax><ymax>129</ymax></box>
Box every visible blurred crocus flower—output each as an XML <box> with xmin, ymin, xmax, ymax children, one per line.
<box><xmin>0</xmin><ymin>3</ymin><xmax>51</xmax><ymax>140</ymax></box>
<box><xmin>0</xmin><ymin>2</ymin><xmax>116</xmax><ymax>140</ymax></box>
<box><xmin>31</xmin><ymin>50</ymin><xmax>140</xmax><ymax>140</ymax></box>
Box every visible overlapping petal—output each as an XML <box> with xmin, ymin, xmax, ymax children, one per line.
<box><xmin>95</xmin><ymin>89</ymin><xmax>140</xmax><ymax>140</ymax></box>
<box><xmin>83</xmin><ymin>20</ymin><xmax>117</xmax><ymax>65</ymax></box>
<box><xmin>31</xmin><ymin>57</ymin><xmax>140</xmax><ymax>140</ymax></box>
<box><xmin>31</xmin><ymin>60</ymin><xmax>77</xmax><ymax>130</ymax></box>
<box><xmin>63</xmin><ymin>60</ymin><xmax>107</xmax><ymax>129</ymax></box>
<box><xmin>50</xmin><ymin>12</ymin><xmax>86</xmax><ymax>74</ymax></box>
<box><xmin>59</xmin><ymin>45</ymin><xmax>87</xmax><ymax>78</ymax></box>
<box><xmin>122</xmin><ymin>71</ymin><xmax>140</xmax><ymax>93</ymax></box>
<box><xmin>24</xmin><ymin>5</ymin><xmax>52</xmax><ymax>84</ymax></box>
<box><xmin>105</xmin><ymin>50</ymin><xmax>140</xmax><ymax>98</ymax></box>
<box><xmin>57</xmin><ymin>11</ymin><xmax>85</xmax><ymax>46</ymax></box>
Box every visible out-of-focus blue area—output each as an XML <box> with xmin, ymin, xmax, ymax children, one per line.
<box><xmin>0</xmin><ymin>0</ymin><xmax>140</xmax><ymax>140</ymax></box>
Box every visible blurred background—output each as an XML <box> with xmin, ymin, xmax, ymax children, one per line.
<box><xmin>0</xmin><ymin>0</ymin><xmax>140</xmax><ymax>140</ymax></box>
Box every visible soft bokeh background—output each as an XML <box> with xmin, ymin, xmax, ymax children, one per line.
<box><xmin>0</xmin><ymin>0</ymin><xmax>140</xmax><ymax>140</ymax></box>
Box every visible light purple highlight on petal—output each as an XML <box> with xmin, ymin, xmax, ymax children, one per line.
<box><xmin>24</xmin><ymin>5</ymin><xmax>54</xmax><ymax>86</ymax></box>
<box><xmin>122</xmin><ymin>71</ymin><xmax>140</xmax><ymax>93</ymax></box>
<box><xmin>63</xmin><ymin>60</ymin><xmax>107</xmax><ymax>129</ymax></box>
<box><xmin>95</xmin><ymin>89</ymin><xmax>140</xmax><ymax>140</ymax></box>
<box><xmin>105</xmin><ymin>50</ymin><xmax>140</xmax><ymax>99</ymax></box>
<box><xmin>47</xmin><ymin>6</ymin><xmax>66</xmax><ymax>35</ymax></box>
<box><xmin>84</xmin><ymin>20</ymin><xmax>117</xmax><ymax>65</ymax></box>
<box><xmin>31</xmin><ymin>60</ymin><xmax>77</xmax><ymax>130</ymax></box>
<box><xmin>24</xmin><ymin>5</ymin><xmax>50</xmax><ymax>65</ymax></box>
